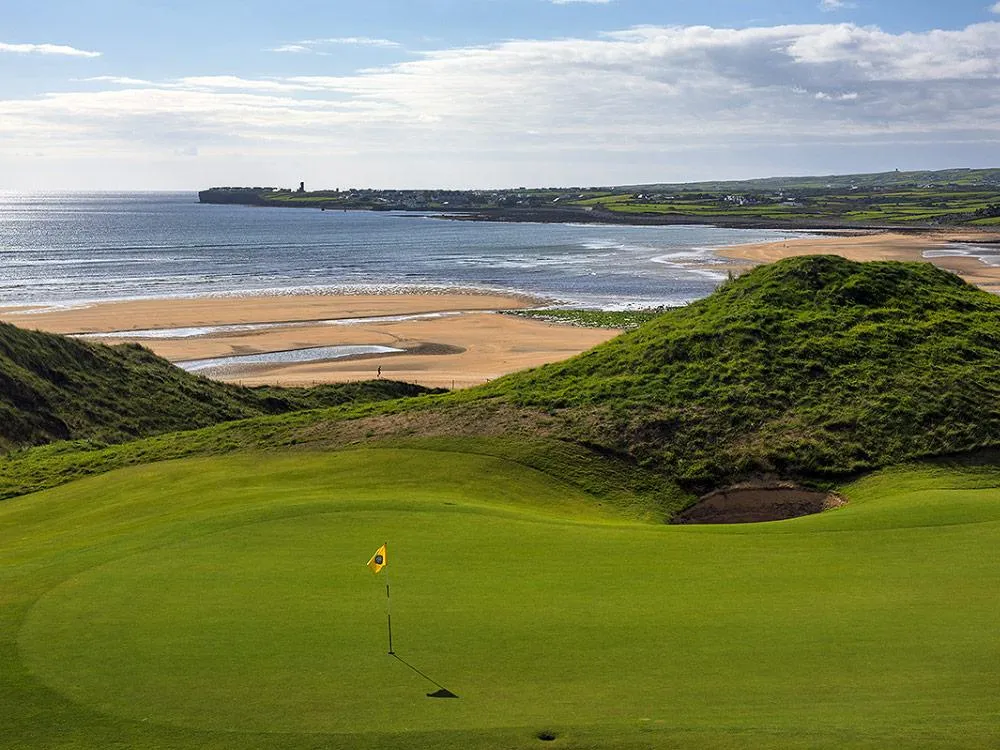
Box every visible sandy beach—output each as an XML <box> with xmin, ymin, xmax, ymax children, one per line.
<box><xmin>721</xmin><ymin>229</ymin><xmax>1000</xmax><ymax>292</ymax></box>
<box><xmin>3</xmin><ymin>228</ymin><xmax>998</xmax><ymax>389</ymax></box>
<box><xmin>0</xmin><ymin>293</ymin><xmax>619</xmax><ymax>389</ymax></box>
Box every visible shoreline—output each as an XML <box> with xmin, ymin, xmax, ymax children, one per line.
<box><xmin>199</xmin><ymin>188</ymin><xmax>1000</xmax><ymax>232</ymax></box>
<box><xmin>5</xmin><ymin>228</ymin><xmax>1000</xmax><ymax>388</ymax></box>
<box><xmin>0</xmin><ymin>292</ymin><xmax>539</xmax><ymax>335</ymax></box>
<box><xmin>434</xmin><ymin>207</ymin><xmax>951</xmax><ymax>230</ymax></box>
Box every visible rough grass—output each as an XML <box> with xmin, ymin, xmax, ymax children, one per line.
<box><xmin>2</xmin><ymin>449</ymin><xmax>998</xmax><ymax>749</ymax></box>
<box><xmin>464</xmin><ymin>256</ymin><xmax>1000</xmax><ymax>489</ymax></box>
<box><xmin>0</xmin><ymin>320</ymin><xmax>437</xmax><ymax>451</ymax></box>
<box><xmin>506</xmin><ymin>308</ymin><xmax>667</xmax><ymax>329</ymax></box>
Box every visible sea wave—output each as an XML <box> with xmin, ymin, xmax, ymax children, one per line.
<box><xmin>923</xmin><ymin>244</ymin><xmax>1000</xmax><ymax>267</ymax></box>
<box><xmin>0</xmin><ymin>192</ymin><xmax>812</xmax><ymax>309</ymax></box>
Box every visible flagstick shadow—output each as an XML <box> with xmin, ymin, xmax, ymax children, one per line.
<box><xmin>390</xmin><ymin>653</ymin><xmax>459</xmax><ymax>698</ymax></box>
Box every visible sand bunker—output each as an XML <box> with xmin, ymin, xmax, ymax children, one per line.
<box><xmin>671</xmin><ymin>484</ymin><xmax>846</xmax><ymax>524</ymax></box>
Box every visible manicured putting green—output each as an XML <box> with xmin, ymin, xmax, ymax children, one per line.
<box><xmin>5</xmin><ymin>449</ymin><xmax>1000</xmax><ymax>748</ymax></box>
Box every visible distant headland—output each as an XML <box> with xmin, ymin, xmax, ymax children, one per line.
<box><xmin>199</xmin><ymin>167</ymin><xmax>1000</xmax><ymax>230</ymax></box>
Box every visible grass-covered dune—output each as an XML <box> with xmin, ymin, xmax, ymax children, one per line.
<box><xmin>466</xmin><ymin>255</ymin><xmax>1000</xmax><ymax>489</ymax></box>
<box><xmin>2</xmin><ymin>447</ymin><xmax>998</xmax><ymax>749</ymax></box>
<box><xmin>0</xmin><ymin>321</ymin><xmax>435</xmax><ymax>452</ymax></box>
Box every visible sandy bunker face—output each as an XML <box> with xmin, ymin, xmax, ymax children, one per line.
<box><xmin>671</xmin><ymin>485</ymin><xmax>846</xmax><ymax>525</ymax></box>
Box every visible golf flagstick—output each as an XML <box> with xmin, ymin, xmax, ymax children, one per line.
<box><xmin>368</xmin><ymin>542</ymin><xmax>458</xmax><ymax>698</ymax></box>
<box><xmin>367</xmin><ymin>542</ymin><xmax>392</xmax><ymax>654</ymax></box>
<box><xmin>385</xmin><ymin>566</ymin><xmax>394</xmax><ymax>655</ymax></box>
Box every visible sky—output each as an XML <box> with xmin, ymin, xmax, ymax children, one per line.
<box><xmin>3</xmin><ymin>1</ymin><xmax>1000</xmax><ymax>190</ymax></box>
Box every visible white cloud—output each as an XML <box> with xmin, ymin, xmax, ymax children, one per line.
<box><xmin>819</xmin><ymin>0</ymin><xmax>856</xmax><ymax>11</ymax></box>
<box><xmin>268</xmin><ymin>37</ymin><xmax>400</xmax><ymax>54</ymax></box>
<box><xmin>268</xmin><ymin>44</ymin><xmax>313</xmax><ymax>54</ymax></box>
<box><xmin>80</xmin><ymin>76</ymin><xmax>155</xmax><ymax>86</ymax></box>
<box><xmin>814</xmin><ymin>91</ymin><xmax>859</xmax><ymax>101</ymax></box>
<box><xmin>4</xmin><ymin>22</ymin><xmax>1000</xmax><ymax>186</ymax></box>
<box><xmin>784</xmin><ymin>23</ymin><xmax>1000</xmax><ymax>79</ymax></box>
<box><xmin>0</xmin><ymin>42</ymin><xmax>100</xmax><ymax>57</ymax></box>
<box><xmin>319</xmin><ymin>37</ymin><xmax>402</xmax><ymax>47</ymax></box>
<box><xmin>991</xmin><ymin>2</ymin><xmax>1000</xmax><ymax>13</ymax></box>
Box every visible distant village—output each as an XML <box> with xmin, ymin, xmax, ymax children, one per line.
<box><xmin>199</xmin><ymin>181</ymin><xmax>900</xmax><ymax>213</ymax></box>
<box><xmin>198</xmin><ymin>183</ymin><xmax>622</xmax><ymax>211</ymax></box>
<box><xmin>198</xmin><ymin>168</ymin><xmax>1000</xmax><ymax>228</ymax></box>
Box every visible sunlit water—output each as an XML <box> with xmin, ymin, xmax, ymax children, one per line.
<box><xmin>0</xmin><ymin>191</ymin><xmax>815</xmax><ymax>310</ymax></box>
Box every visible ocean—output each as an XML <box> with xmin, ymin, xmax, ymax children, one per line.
<box><xmin>0</xmin><ymin>191</ymin><xmax>814</xmax><ymax>310</ymax></box>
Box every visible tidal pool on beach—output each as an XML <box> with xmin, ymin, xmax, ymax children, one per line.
<box><xmin>179</xmin><ymin>345</ymin><xmax>404</xmax><ymax>376</ymax></box>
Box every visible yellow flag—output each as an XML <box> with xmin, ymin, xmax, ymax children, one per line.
<box><xmin>367</xmin><ymin>544</ymin><xmax>387</xmax><ymax>574</ymax></box>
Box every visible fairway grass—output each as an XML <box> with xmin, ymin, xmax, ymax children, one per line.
<box><xmin>2</xmin><ymin>448</ymin><xmax>999</xmax><ymax>749</ymax></box>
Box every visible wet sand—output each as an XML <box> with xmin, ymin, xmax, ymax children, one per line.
<box><xmin>0</xmin><ymin>293</ymin><xmax>533</xmax><ymax>334</ymax></box>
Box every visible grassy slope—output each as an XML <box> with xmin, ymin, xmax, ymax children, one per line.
<box><xmin>467</xmin><ymin>256</ymin><xmax>1000</xmax><ymax>489</ymax></box>
<box><xmin>0</xmin><ymin>321</ymin><xmax>435</xmax><ymax>451</ymax></box>
<box><xmin>2</xmin><ymin>448</ymin><xmax>998</xmax><ymax>749</ymax></box>
<box><xmin>0</xmin><ymin>424</ymin><xmax>686</xmax><ymax>520</ymax></box>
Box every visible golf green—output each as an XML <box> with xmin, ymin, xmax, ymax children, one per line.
<box><xmin>4</xmin><ymin>449</ymin><xmax>1000</xmax><ymax>748</ymax></box>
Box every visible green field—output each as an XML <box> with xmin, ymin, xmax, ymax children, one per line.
<box><xmin>3</xmin><ymin>446</ymin><xmax>998</xmax><ymax>749</ymax></box>
<box><xmin>585</xmin><ymin>188</ymin><xmax>1000</xmax><ymax>225</ymax></box>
